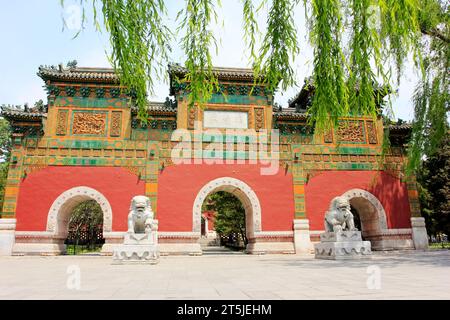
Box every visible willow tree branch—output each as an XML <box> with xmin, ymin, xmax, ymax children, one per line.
<box><xmin>421</xmin><ymin>27</ymin><xmax>450</xmax><ymax>44</ymax></box>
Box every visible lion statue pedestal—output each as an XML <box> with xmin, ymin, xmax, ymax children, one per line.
<box><xmin>314</xmin><ymin>196</ymin><xmax>371</xmax><ymax>260</ymax></box>
<box><xmin>113</xmin><ymin>196</ymin><xmax>159</xmax><ymax>264</ymax></box>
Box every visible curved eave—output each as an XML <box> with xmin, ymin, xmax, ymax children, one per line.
<box><xmin>169</xmin><ymin>64</ymin><xmax>256</xmax><ymax>81</ymax></box>
<box><xmin>168</xmin><ymin>64</ymin><xmax>269</xmax><ymax>95</ymax></box>
<box><xmin>1</xmin><ymin>111</ymin><xmax>46</xmax><ymax>122</ymax></box>
<box><xmin>147</xmin><ymin>110</ymin><xmax>177</xmax><ymax>116</ymax></box>
<box><xmin>273</xmin><ymin>112</ymin><xmax>308</xmax><ymax>121</ymax></box>
<box><xmin>388</xmin><ymin>124</ymin><xmax>412</xmax><ymax>134</ymax></box>
<box><xmin>37</xmin><ymin>67</ymin><xmax>120</xmax><ymax>84</ymax></box>
<box><xmin>131</xmin><ymin>105</ymin><xmax>177</xmax><ymax>117</ymax></box>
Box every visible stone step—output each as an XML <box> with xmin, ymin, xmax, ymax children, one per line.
<box><xmin>201</xmin><ymin>246</ymin><xmax>245</xmax><ymax>255</ymax></box>
<box><xmin>198</xmin><ymin>238</ymin><xmax>220</xmax><ymax>247</ymax></box>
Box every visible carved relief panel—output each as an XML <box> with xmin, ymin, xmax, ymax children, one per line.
<box><xmin>254</xmin><ymin>108</ymin><xmax>265</xmax><ymax>131</ymax></box>
<box><xmin>323</xmin><ymin>129</ymin><xmax>333</xmax><ymax>143</ymax></box>
<box><xmin>187</xmin><ymin>106</ymin><xmax>197</xmax><ymax>129</ymax></box>
<box><xmin>337</xmin><ymin>120</ymin><xmax>366</xmax><ymax>143</ymax></box>
<box><xmin>110</xmin><ymin>111</ymin><xmax>122</xmax><ymax>137</ymax></box>
<box><xmin>56</xmin><ymin>110</ymin><xmax>68</xmax><ymax>135</ymax></box>
<box><xmin>366</xmin><ymin>120</ymin><xmax>378</xmax><ymax>144</ymax></box>
<box><xmin>72</xmin><ymin>111</ymin><xmax>107</xmax><ymax>135</ymax></box>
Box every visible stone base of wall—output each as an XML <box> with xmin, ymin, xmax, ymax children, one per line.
<box><xmin>0</xmin><ymin>219</ymin><xmax>16</xmax><ymax>256</ymax></box>
<box><xmin>311</xmin><ymin>229</ymin><xmax>414</xmax><ymax>251</ymax></box>
<box><xmin>246</xmin><ymin>241</ymin><xmax>295</xmax><ymax>254</ymax></box>
<box><xmin>247</xmin><ymin>232</ymin><xmax>295</xmax><ymax>254</ymax></box>
<box><xmin>13</xmin><ymin>231</ymin><xmax>66</xmax><ymax>255</ymax></box>
<box><xmin>411</xmin><ymin>217</ymin><xmax>429</xmax><ymax>250</ymax></box>
<box><xmin>10</xmin><ymin>228</ymin><xmax>417</xmax><ymax>255</ymax></box>
<box><xmin>366</xmin><ymin>229</ymin><xmax>414</xmax><ymax>250</ymax></box>
<box><xmin>102</xmin><ymin>232</ymin><xmax>203</xmax><ymax>255</ymax></box>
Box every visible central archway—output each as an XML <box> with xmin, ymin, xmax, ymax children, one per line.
<box><xmin>193</xmin><ymin>177</ymin><xmax>262</xmax><ymax>246</ymax></box>
<box><xmin>46</xmin><ymin>186</ymin><xmax>112</xmax><ymax>253</ymax></box>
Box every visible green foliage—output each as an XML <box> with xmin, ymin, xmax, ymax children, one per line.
<box><xmin>417</xmin><ymin>135</ymin><xmax>450</xmax><ymax>237</ymax></box>
<box><xmin>306</xmin><ymin>0</ymin><xmax>347</xmax><ymax>130</ymax></box>
<box><xmin>253</xmin><ymin>0</ymin><xmax>300</xmax><ymax>93</ymax></box>
<box><xmin>348</xmin><ymin>0</ymin><xmax>379</xmax><ymax>120</ymax></box>
<box><xmin>0</xmin><ymin>118</ymin><xmax>11</xmax><ymax>161</ymax></box>
<box><xmin>0</xmin><ymin>118</ymin><xmax>11</xmax><ymax>213</ymax></box>
<box><xmin>418</xmin><ymin>0</ymin><xmax>450</xmax><ymax>43</ymax></box>
<box><xmin>0</xmin><ymin>162</ymin><xmax>9</xmax><ymax>215</ymax></box>
<box><xmin>68</xmin><ymin>200</ymin><xmax>104</xmax><ymax>252</ymax></box>
<box><xmin>91</xmin><ymin>0</ymin><xmax>172</xmax><ymax>121</ymax></box>
<box><xmin>379</xmin><ymin>0</ymin><xmax>423</xmax><ymax>78</ymax></box>
<box><xmin>70</xmin><ymin>200</ymin><xmax>103</xmax><ymax>229</ymax></box>
<box><xmin>407</xmin><ymin>0</ymin><xmax>449</xmax><ymax>174</ymax></box>
<box><xmin>242</xmin><ymin>0</ymin><xmax>260</xmax><ymax>61</ymax></box>
<box><xmin>61</xmin><ymin>0</ymin><xmax>447</xmax><ymax>175</ymax></box>
<box><xmin>178</xmin><ymin>0</ymin><xmax>220</xmax><ymax>107</ymax></box>
<box><xmin>203</xmin><ymin>191</ymin><xmax>247</xmax><ymax>246</ymax></box>
<box><xmin>305</xmin><ymin>0</ymin><xmax>422</xmax><ymax>131</ymax></box>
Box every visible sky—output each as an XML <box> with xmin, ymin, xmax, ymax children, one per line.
<box><xmin>0</xmin><ymin>0</ymin><xmax>421</xmax><ymax>120</ymax></box>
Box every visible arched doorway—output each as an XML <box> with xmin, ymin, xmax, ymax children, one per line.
<box><xmin>193</xmin><ymin>177</ymin><xmax>262</xmax><ymax>252</ymax></box>
<box><xmin>203</xmin><ymin>191</ymin><xmax>247</xmax><ymax>249</ymax></box>
<box><xmin>64</xmin><ymin>200</ymin><xmax>105</xmax><ymax>254</ymax></box>
<box><xmin>341</xmin><ymin>189</ymin><xmax>388</xmax><ymax>250</ymax></box>
<box><xmin>46</xmin><ymin>186</ymin><xmax>112</xmax><ymax>254</ymax></box>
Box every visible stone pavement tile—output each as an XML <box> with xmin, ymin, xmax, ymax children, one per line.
<box><xmin>214</xmin><ymin>294</ymin><xmax>252</xmax><ymax>300</ymax></box>
<box><xmin>242</xmin><ymin>290</ymin><xmax>282</xmax><ymax>299</ymax></box>
<box><xmin>165</xmin><ymin>288</ymin><xmax>194</xmax><ymax>296</ymax></box>
<box><xmin>137</xmin><ymin>293</ymin><xmax>170</xmax><ymax>300</ymax></box>
<box><xmin>191</xmin><ymin>287</ymin><xmax>220</xmax><ymax>294</ymax></box>
<box><xmin>22</xmin><ymin>294</ymin><xmax>59</xmax><ymax>300</ymax></box>
<box><xmin>0</xmin><ymin>251</ymin><xmax>449</xmax><ymax>300</ymax></box>
<box><xmin>303</xmin><ymin>286</ymin><xmax>356</xmax><ymax>297</ymax></box>
<box><xmin>270</xmin><ymin>291</ymin><xmax>313</xmax><ymax>300</ymax></box>
<box><xmin>110</xmin><ymin>290</ymin><xmax>148</xmax><ymax>299</ymax></box>
<box><xmin>139</xmin><ymin>283</ymin><xmax>170</xmax><ymax>293</ymax></box>
<box><xmin>213</xmin><ymin>288</ymin><xmax>252</xmax><ymax>299</ymax></box>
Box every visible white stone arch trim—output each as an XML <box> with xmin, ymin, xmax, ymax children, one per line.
<box><xmin>46</xmin><ymin>186</ymin><xmax>113</xmax><ymax>235</ymax></box>
<box><xmin>192</xmin><ymin>177</ymin><xmax>262</xmax><ymax>235</ymax></box>
<box><xmin>341</xmin><ymin>188</ymin><xmax>388</xmax><ymax>230</ymax></box>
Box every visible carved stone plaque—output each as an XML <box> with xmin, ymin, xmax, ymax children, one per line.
<box><xmin>203</xmin><ymin>110</ymin><xmax>248</xmax><ymax>129</ymax></box>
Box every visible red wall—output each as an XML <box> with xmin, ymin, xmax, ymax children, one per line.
<box><xmin>157</xmin><ymin>163</ymin><xmax>296</xmax><ymax>232</ymax></box>
<box><xmin>14</xmin><ymin>165</ymin><xmax>411</xmax><ymax>234</ymax></box>
<box><xmin>305</xmin><ymin>171</ymin><xmax>411</xmax><ymax>230</ymax></box>
<box><xmin>15</xmin><ymin>166</ymin><xmax>145</xmax><ymax>231</ymax></box>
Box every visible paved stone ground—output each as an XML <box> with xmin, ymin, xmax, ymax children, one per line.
<box><xmin>0</xmin><ymin>250</ymin><xmax>449</xmax><ymax>300</ymax></box>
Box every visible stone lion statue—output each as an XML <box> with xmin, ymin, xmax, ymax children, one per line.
<box><xmin>324</xmin><ymin>196</ymin><xmax>358</xmax><ymax>232</ymax></box>
<box><xmin>127</xmin><ymin>195</ymin><xmax>154</xmax><ymax>234</ymax></box>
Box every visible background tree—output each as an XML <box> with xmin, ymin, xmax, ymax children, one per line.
<box><xmin>203</xmin><ymin>191</ymin><xmax>247</xmax><ymax>247</ymax></box>
<box><xmin>0</xmin><ymin>118</ymin><xmax>11</xmax><ymax>213</ymax></box>
<box><xmin>407</xmin><ymin>0</ymin><xmax>449</xmax><ymax>174</ymax></box>
<box><xmin>417</xmin><ymin>135</ymin><xmax>450</xmax><ymax>239</ymax></box>
<box><xmin>67</xmin><ymin>200</ymin><xmax>104</xmax><ymax>253</ymax></box>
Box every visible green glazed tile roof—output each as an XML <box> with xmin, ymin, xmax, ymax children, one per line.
<box><xmin>168</xmin><ymin>63</ymin><xmax>257</xmax><ymax>81</ymax></box>
<box><xmin>38</xmin><ymin>64</ymin><xmax>119</xmax><ymax>83</ymax></box>
<box><xmin>131</xmin><ymin>101</ymin><xmax>177</xmax><ymax>115</ymax></box>
<box><xmin>273</xmin><ymin>107</ymin><xmax>308</xmax><ymax>120</ymax></box>
<box><xmin>388</xmin><ymin>123</ymin><xmax>412</xmax><ymax>131</ymax></box>
<box><xmin>1</xmin><ymin>106</ymin><xmax>46</xmax><ymax>121</ymax></box>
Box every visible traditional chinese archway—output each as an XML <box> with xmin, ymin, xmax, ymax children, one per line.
<box><xmin>0</xmin><ymin>63</ymin><xmax>429</xmax><ymax>255</ymax></box>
